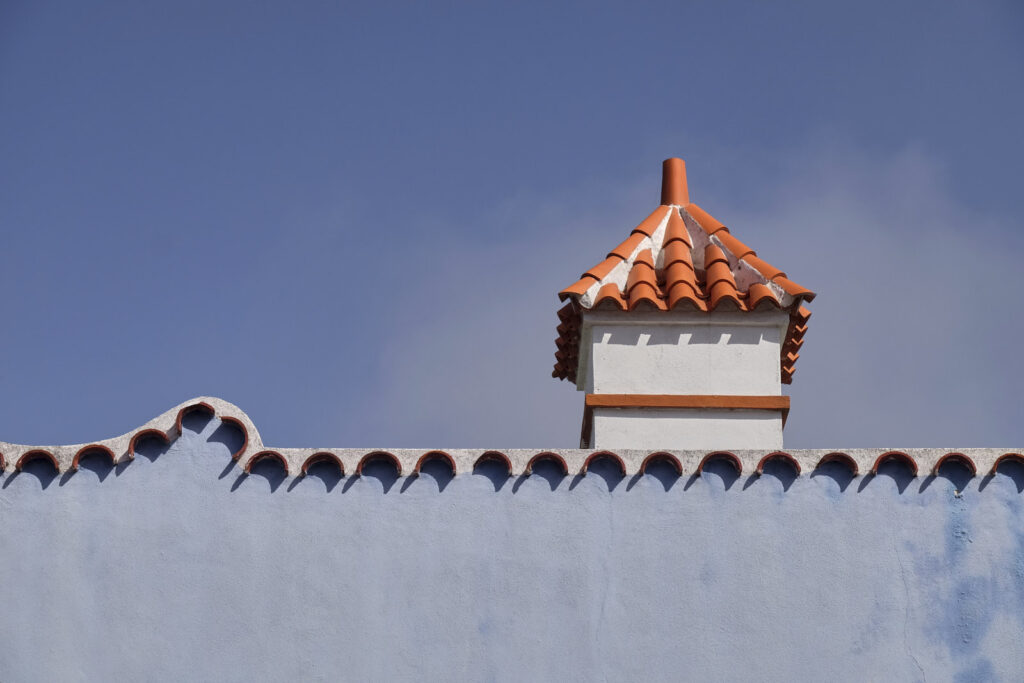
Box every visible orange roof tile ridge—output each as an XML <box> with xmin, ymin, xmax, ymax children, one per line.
<box><xmin>683</xmin><ymin>203</ymin><xmax>727</xmax><ymax>235</ymax></box>
<box><xmin>576</xmin><ymin>206</ymin><xmax>672</xmax><ymax>308</ymax></box>
<box><xmin>694</xmin><ymin>220</ymin><xmax>816</xmax><ymax>307</ymax></box>
<box><xmin>553</xmin><ymin>157</ymin><xmax>814</xmax><ymax>385</ymax></box>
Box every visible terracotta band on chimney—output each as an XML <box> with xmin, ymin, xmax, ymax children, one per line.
<box><xmin>660</xmin><ymin>158</ymin><xmax>689</xmax><ymax>206</ymax></box>
<box><xmin>580</xmin><ymin>393</ymin><xmax>790</xmax><ymax>448</ymax></box>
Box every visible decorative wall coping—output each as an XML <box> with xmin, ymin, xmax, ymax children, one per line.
<box><xmin>0</xmin><ymin>397</ymin><xmax>1021</xmax><ymax>482</ymax></box>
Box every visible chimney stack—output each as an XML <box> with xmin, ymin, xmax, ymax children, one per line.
<box><xmin>554</xmin><ymin>157</ymin><xmax>815</xmax><ymax>450</ymax></box>
<box><xmin>660</xmin><ymin>157</ymin><xmax>689</xmax><ymax>206</ymax></box>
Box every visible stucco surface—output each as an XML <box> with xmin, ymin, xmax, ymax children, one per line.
<box><xmin>583</xmin><ymin>314</ymin><xmax>787</xmax><ymax>396</ymax></box>
<box><xmin>578</xmin><ymin>312</ymin><xmax>789</xmax><ymax>449</ymax></box>
<box><xmin>591</xmin><ymin>407</ymin><xmax>784</xmax><ymax>450</ymax></box>
<box><xmin>577</xmin><ymin>311</ymin><xmax>790</xmax><ymax>395</ymax></box>
<box><xmin>1</xmin><ymin>412</ymin><xmax>1023</xmax><ymax>682</ymax></box>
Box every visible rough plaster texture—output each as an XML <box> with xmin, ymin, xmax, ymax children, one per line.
<box><xmin>581</xmin><ymin>313</ymin><xmax>787</xmax><ymax>396</ymax></box>
<box><xmin>590</xmin><ymin>407</ymin><xmax>783</xmax><ymax>450</ymax></box>
<box><xmin>1</xmin><ymin>404</ymin><xmax>1023</xmax><ymax>682</ymax></box>
<box><xmin>578</xmin><ymin>312</ymin><xmax>789</xmax><ymax>449</ymax></box>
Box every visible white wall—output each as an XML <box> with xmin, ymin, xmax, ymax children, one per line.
<box><xmin>579</xmin><ymin>310</ymin><xmax>789</xmax><ymax>449</ymax></box>
<box><xmin>590</xmin><ymin>407</ymin><xmax>783</xmax><ymax>450</ymax></box>
<box><xmin>580</xmin><ymin>311</ymin><xmax>788</xmax><ymax>395</ymax></box>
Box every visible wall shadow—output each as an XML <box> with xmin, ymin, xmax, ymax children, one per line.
<box><xmin>134</xmin><ymin>433</ymin><xmax>171</xmax><ymax>462</ymax></box>
<box><xmin>5</xmin><ymin>459</ymin><xmax>59</xmax><ymax>489</ymax></box>
<box><xmin>60</xmin><ymin>451</ymin><xmax>115</xmax><ymax>485</ymax></box>
<box><xmin>401</xmin><ymin>459</ymin><xmax>454</xmax><ymax>493</ymax></box>
<box><xmin>606</xmin><ymin>328</ymin><xmax>642</xmax><ymax>345</ymax></box>
<box><xmin>742</xmin><ymin>459</ymin><xmax>798</xmax><ymax>491</ymax></box>
<box><xmin>980</xmin><ymin>460</ymin><xmax>1024</xmax><ymax>493</ymax></box>
<box><xmin>232</xmin><ymin>458</ymin><xmax>287</xmax><ymax>492</ymax></box>
<box><xmin>294</xmin><ymin>460</ymin><xmax>343</xmax><ymax>492</ymax></box>
<box><xmin>858</xmin><ymin>460</ymin><xmax>915</xmax><ymax>494</ymax></box>
<box><xmin>473</xmin><ymin>460</ymin><xmax>510</xmax><ymax>492</ymax></box>
<box><xmin>219</xmin><ymin>459</ymin><xmax>239</xmax><ymax>480</ymax></box>
<box><xmin>209</xmin><ymin>421</ymin><xmax>245</xmax><ymax>457</ymax></box>
<box><xmin>180</xmin><ymin>409</ymin><xmax>214</xmax><ymax>434</ymax></box>
<box><xmin>725</xmin><ymin>327</ymin><xmax>764</xmax><ymax>345</ymax></box>
<box><xmin>810</xmin><ymin>460</ymin><xmax>856</xmax><ymax>492</ymax></box>
<box><xmin>647</xmin><ymin>328</ymin><xmax>682</xmax><ymax>346</ymax></box>
<box><xmin>697</xmin><ymin>458</ymin><xmax>740</xmax><ymax>490</ymax></box>
<box><xmin>920</xmin><ymin>460</ymin><xmax>975</xmax><ymax>493</ymax></box>
<box><xmin>626</xmin><ymin>460</ymin><xmax>680</xmax><ymax>491</ymax></box>
<box><xmin>688</xmin><ymin>328</ymin><xmax>724</xmax><ymax>345</ymax></box>
<box><xmin>344</xmin><ymin>460</ymin><xmax>399</xmax><ymax>493</ymax></box>
<box><xmin>512</xmin><ymin>460</ymin><xmax>565</xmax><ymax>492</ymax></box>
<box><xmin>581</xmin><ymin>457</ymin><xmax>625</xmax><ymax>491</ymax></box>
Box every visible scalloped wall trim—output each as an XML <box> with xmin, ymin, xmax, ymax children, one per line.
<box><xmin>0</xmin><ymin>397</ymin><xmax>1020</xmax><ymax>479</ymax></box>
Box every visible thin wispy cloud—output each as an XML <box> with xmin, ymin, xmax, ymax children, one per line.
<box><xmin>1</xmin><ymin>1</ymin><xmax>1020</xmax><ymax>448</ymax></box>
<box><xmin>333</xmin><ymin>140</ymin><xmax>1022</xmax><ymax>448</ymax></box>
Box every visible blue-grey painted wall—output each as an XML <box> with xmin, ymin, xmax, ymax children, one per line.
<box><xmin>1</xmin><ymin>413</ymin><xmax>1022</xmax><ymax>682</ymax></box>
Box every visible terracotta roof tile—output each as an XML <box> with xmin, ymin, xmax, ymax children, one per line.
<box><xmin>633</xmin><ymin>249</ymin><xmax>655</xmax><ymax>269</ymax></box>
<box><xmin>626</xmin><ymin>250</ymin><xmax>665</xmax><ymax>310</ymax></box>
<box><xmin>773</xmin><ymin>275</ymin><xmax>817</xmax><ymax>300</ymax></box>
<box><xmin>662</xmin><ymin>240</ymin><xmax>693</xmax><ymax>269</ymax></box>
<box><xmin>553</xmin><ymin>158</ymin><xmax>814</xmax><ymax>383</ymax></box>
<box><xmin>559</xmin><ymin>278</ymin><xmax>594</xmax><ymax>300</ymax></box>
<box><xmin>629</xmin><ymin>284</ymin><xmax>665</xmax><ymax>310</ymax></box>
<box><xmin>663</xmin><ymin>209</ymin><xmax>691</xmax><ymax>247</ymax></box>
<box><xmin>625</xmin><ymin>260</ymin><xmax>655</xmax><ymax>295</ymax></box>
<box><xmin>704</xmin><ymin>244</ymin><xmax>730</xmax><ymax>270</ymax></box>
<box><xmin>747</xmin><ymin>283</ymin><xmax>780</xmax><ymax>310</ymax></box>
<box><xmin>742</xmin><ymin>255</ymin><xmax>786</xmax><ymax>280</ymax></box>
<box><xmin>705</xmin><ymin>259</ymin><xmax>737</xmax><ymax>291</ymax></box>
<box><xmin>593</xmin><ymin>282</ymin><xmax>627</xmax><ymax>310</ymax></box>
<box><xmin>664</xmin><ymin>260</ymin><xmax>698</xmax><ymax>291</ymax></box>
<box><xmin>667</xmin><ymin>286</ymin><xmax>707</xmax><ymax>311</ymax></box>
<box><xmin>608</xmin><ymin>232</ymin><xmax>646</xmax><ymax>260</ymax></box>
<box><xmin>715</xmin><ymin>231</ymin><xmax>755</xmax><ymax>260</ymax></box>
<box><xmin>708</xmin><ymin>279</ymin><xmax>744</xmax><ymax>311</ymax></box>
<box><xmin>684</xmin><ymin>202</ymin><xmax>727</xmax><ymax>235</ymax></box>
<box><xmin>582</xmin><ymin>256</ymin><xmax>621</xmax><ymax>282</ymax></box>
<box><xmin>665</xmin><ymin>259</ymin><xmax>703</xmax><ymax>310</ymax></box>
<box><xmin>632</xmin><ymin>206</ymin><xmax>672</xmax><ymax>237</ymax></box>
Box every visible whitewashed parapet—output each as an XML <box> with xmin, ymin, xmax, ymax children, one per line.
<box><xmin>0</xmin><ymin>397</ymin><xmax>1021</xmax><ymax>480</ymax></box>
<box><xmin>0</xmin><ymin>397</ymin><xmax>262</xmax><ymax>474</ymax></box>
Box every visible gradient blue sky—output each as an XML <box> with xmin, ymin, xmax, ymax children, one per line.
<box><xmin>1</xmin><ymin>1</ymin><xmax>1022</xmax><ymax>448</ymax></box>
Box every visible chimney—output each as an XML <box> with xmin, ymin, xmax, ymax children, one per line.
<box><xmin>553</xmin><ymin>158</ymin><xmax>814</xmax><ymax>450</ymax></box>
<box><xmin>660</xmin><ymin>157</ymin><xmax>689</xmax><ymax>206</ymax></box>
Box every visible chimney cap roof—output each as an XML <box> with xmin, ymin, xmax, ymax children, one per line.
<box><xmin>553</xmin><ymin>158</ymin><xmax>814</xmax><ymax>385</ymax></box>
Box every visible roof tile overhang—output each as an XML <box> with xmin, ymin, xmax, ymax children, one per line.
<box><xmin>553</xmin><ymin>158</ymin><xmax>815</xmax><ymax>385</ymax></box>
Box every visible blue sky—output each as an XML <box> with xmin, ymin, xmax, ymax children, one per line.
<box><xmin>1</xmin><ymin>1</ymin><xmax>1022</xmax><ymax>448</ymax></box>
